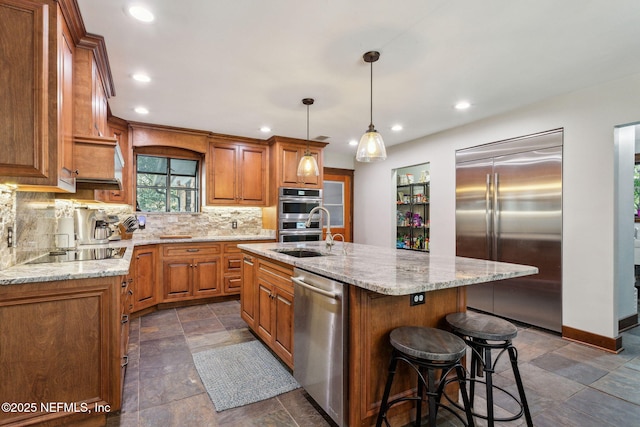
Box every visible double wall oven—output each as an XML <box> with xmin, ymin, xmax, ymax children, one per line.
<box><xmin>278</xmin><ymin>187</ymin><xmax>323</xmax><ymax>242</ymax></box>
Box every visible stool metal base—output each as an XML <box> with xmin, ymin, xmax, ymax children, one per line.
<box><xmin>376</xmin><ymin>348</ymin><xmax>475</xmax><ymax>427</ymax></box>
<box><xmin>446</xmin><ymin>312</ymin><xmax>533</xmax><ymax>427</ymax></box>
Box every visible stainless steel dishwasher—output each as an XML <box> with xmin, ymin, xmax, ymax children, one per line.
<box><xmin>292</xmin><ymin>268</ymin><xmax>348</xmax><ymax>427</ymax></box>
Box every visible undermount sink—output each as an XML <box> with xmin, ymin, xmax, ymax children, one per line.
<box><xmin>271</xmin><ymin>248</ymin><xmax>330</xmax><ymax>258</ymax></box>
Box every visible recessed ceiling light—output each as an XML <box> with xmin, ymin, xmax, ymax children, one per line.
<box><xmin>128</xmin><ymin>5</ymin><xmax>154</xmax><ymax>22</ymax></box>
<box><xmin>132</xmin><ymin>73</ymin><xmax>151</xmax><ymax>83</ymax></box>
<box><xmin>260</xmin><ymin>126</ymin><xmax>271</xmax><ymax>133</ymax></box>
<box><xmin>134</xmin><ymin>106</ymin><xmax>149</xmax><ymax>114</ymax></box>
<box><xmin>455</xmin><ymin>101</ymin><xmax>471</xmax><ymax>110</ymax></box>
<box><xmin>348</xmin><ymin>139</ymin><xmax>358</xmax><ymax>146</ymax></box>
<box><xmin>391</xmin><ymin>124</ymin><xmax>403</xmax><ymax>131</ymax></box>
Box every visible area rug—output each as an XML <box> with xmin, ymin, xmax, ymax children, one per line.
<box><xmin>192</xmin><ymin>340</ymin><xmax>300</xmax><ymax>411</ymax></box>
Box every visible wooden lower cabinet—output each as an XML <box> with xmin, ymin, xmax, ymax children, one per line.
<box><xmin>0</xmin><ymin>276</ymin><xmax>124</xmax><ymax>427</ymax></box>
<box><xmin>251</xmin><ymin>256</ymin><xmax>294</xmax><ymax>369</ymax></box>
<box><xmin>162</xmin><ymin>243</ymin><xmax>222</xmax><ymax>301</ymax></box>
<box><xmin>240</xmin><ymin>254</ymin><xmax>257</xmax><ymax>328</ymax></box>
<box><xmin>160</xmin><ymin>241</ymin><xmax>272</xmax><ymax>304</ymax></box>
<box><xmin>131</xmin><ymin>245</ymin><xmax>158</xmax><ymax>312</ymax></box>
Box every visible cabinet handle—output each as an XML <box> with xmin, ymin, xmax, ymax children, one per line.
<box><xmin>128</xmin><ymin>289</ymin><xmax>133</xmax><ymax>296</ymax></box>
<box><xmin>121</xmin><ymin>281</ymin><xmax>127</xmax><ymax>288</ymax></box>
<box><xmin>74</xmin><ymin>169</ymin><xmax>79</xmax><ymax>175</ymax></box>
<box><xmin>186</xmin><ymin>249</ymin><xmax>200</xmax><ymax>253</ymax></box>
<box><xmin>121</xmin><ymin>355</ymin><xmax>129</xmax><ymax>368</ymax></box>
<box><xmin>243</xmin><ymin>257</ymin><xmax>253</xmax><ymax>265</ymax></box>
<box><xmin>121</xmin><ymin>314</ymin><xmax>129</xmax><ymax>324</ymax></box>
<box><xmin>128</xmin><ymin>278</ymin><xmax>133</xmax><ymax>284</ymax></box>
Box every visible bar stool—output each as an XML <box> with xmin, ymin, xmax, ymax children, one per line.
<box><xmin>376</xmin><ymin>326</ymin><xmax>475</xmax><ymax>427</ymax></box>
<box><xmin>445</xmin><ymin>311</ymin><xmax>533</xmax><ymax>427</ymax></box>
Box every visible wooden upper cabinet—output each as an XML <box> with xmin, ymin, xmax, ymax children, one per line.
<box><xmin>94</xmin><ymin>116</ymin><xmax>131</xmax><ymax>204</ymax></box>
<box><xmin>72</xmin><ymin>35</ymin><xmax>118</xmax><ymax>183</ymax></box>
<box><xmin>269</xmin><ymin>136</ymin><xmax>327</xmax><ymax>190</ymax></box>
<box><xmin>207</xmin><ymin>139</ymin><xmax>268</xmax><ymax>206</ymax></box>
<box><xmin>0</xmin><ymin>0</ymin><xmax>75</xmax><ymax>191</ymax></box>
<box><xmin>73</xmin><ymin>40</ymin><xmax>111</xmax><ymax>138</ymax></box>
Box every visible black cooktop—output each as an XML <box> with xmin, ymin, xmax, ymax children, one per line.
<box><xmin>27</xmin><ymin>247</ymin><xmax>127</xmax><ymax>264</ymax></box>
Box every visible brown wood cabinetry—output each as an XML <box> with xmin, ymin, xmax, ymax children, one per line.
<box><xmin>222</xmin><ymin>242</ymin><xmax>244</xmax><ymax>293</ymax></box>
<box><xmin>132</xmin><ymin>245</ymin><xmax>158</xmax><ymax>312</ymax></box>
<box><xmin>269</xmin><ymin>136</ymin><xmax>327</xmax><ymax>190</ymax></box>
<box><xmin>240</xmin><ymin>254</ymin><xmax>257</xmax><ymax>328</ymax></box>
<box><xmin>162</xmin><ymin>243</ymin><xmax>223</xmax><ymax>301</ymax></box>
<box><xmin>0</xmin><ymin>276</ymin><xmax>124</xmax><ymax>426</ymax></box>
<box><xmin>254</xmin><ymin>257</ymin><xmax>294</xmax><ymax>368</ymax></box>
<box><xmin>347</xmin><ymin>285</ymin><xmax>465</xmax><ymax>426</ymax></box>
<box><xmin>72</xmin><ymin>35</ymin><xmax>119</xmax><ymax>185</ymax></box>
<box><xmin>0</xmin><ymin>0</ymin><xmax>75</xmax><ymax>192</ymax></box>
<box><xmin>95</xmin><ymin>116</ymin><xmax>131</xmax><ymax>203</ymax></box>
<box><xmin>207</xmin><ymin>140</ymin><xmax>268</xmax><ymax>206</ymax></box>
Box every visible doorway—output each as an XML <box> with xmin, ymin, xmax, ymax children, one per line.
<box><xmin>615</xmin><ymin>122</ymin><xmax>640</xmax><ymax>331</ymax></box>
<box><xmin>323</xmin><ymin>168</ymin><xmax>353</xmax><ymax>242</ymax></box>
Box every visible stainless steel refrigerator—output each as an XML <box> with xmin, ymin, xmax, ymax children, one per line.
<box><xmin>456</xmin><ymin>129</ymin><xmax>562</xmax><ymax>332</ymax></box>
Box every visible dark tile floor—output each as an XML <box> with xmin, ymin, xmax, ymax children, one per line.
<box><xmin>107</xmin><ymin>300</ymin><xmax>640</xmax><ymax>427</ymax></box>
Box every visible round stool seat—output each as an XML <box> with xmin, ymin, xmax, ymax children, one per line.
<box><xmin>390</xmin><ymin>326</ymin><xmax>466</xmax><ymax>362</ymax></box>
<box><xmin>446</xmin><ymin>311</ymin><xmax>517</xmax><ymax>341</ymax></box>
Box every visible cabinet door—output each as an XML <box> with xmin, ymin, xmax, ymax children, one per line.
<box><xmin>193</xmin><ymin>257</ymin><xmax>222</xmax><ymax>297</ymax></box>
<box><xmin>0</xmin><ymin>0</ymin><xmax>48</xmax><ymax>179</ymax></box>
<box><xmin>163</xmin><ymin>260</ymin><xmax>192</xmax><ymax>300</ymax></box>
<box><xmin>92</xmin><ymin>61</ymin><xmax>108</xmax><ymax>137</ymax></box>
<box><xmin>240</xmin><ymin>256</ymin><xmax>257</xmax><ymax>327</ymax></box>
<box><xmin>208</xmin><ymin>144</ymin><xmax>238</xmax><ymax>204</ymax></box>
<box><xmin>58</xmin><ymin>10</ymin><xmax>75</xmax><ymax>187</ymax></box>
<box><xmin>238</xmin><ymin>145</ymin><xmax>267</xmax><ymax>205</ymax></box>
<box><xmin>257</xmin><ymin>281</ymin><xmax>274</xmax><ymax>343</ymax></box>
<box><xmin>273</xmin><ymin>288</ymin><xmax>294</xmax><ymax>367</ymax></box>
<box><xmin>279</xmin><ymin>145</ymin><xmax>301</xmax><ymax>187</ymax></box>
<box><xmin>277</xmin><ymin>143</ymin><xmax>323</xmax><ymax>188</ymax></box>
<box><xmin>133</xmin><ymin>246</ymin><xmax>157</xmax><ymax>311</ymax></box>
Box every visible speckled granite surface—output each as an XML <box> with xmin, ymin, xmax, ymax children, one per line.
<box><xmin>238</xmin><ymin>242</ymin><xmax>539</xmax><ymax>296</ymax></box>
<box><xmin>0</xmin><ymin>235</ymin><xmax>274</xmax><ymax>285</ymax></box>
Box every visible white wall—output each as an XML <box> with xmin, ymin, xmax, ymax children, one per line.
<box><xmin>354</xmin><ymin>72</ymin><xmax>640</xmax><ymax>339</ymax></box>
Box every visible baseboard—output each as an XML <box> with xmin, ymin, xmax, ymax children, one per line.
<box><xmin>619</xmin><ymin>312</ymin><xmax>639</xmax><ymax>332</ymax></box>
<box><xmin>562</xmin><ymin>325</ymin><xmax>623</xmax><ymax>353</ymax></box>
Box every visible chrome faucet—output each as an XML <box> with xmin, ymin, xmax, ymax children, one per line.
<box><xmin>306</xmin><ymin>206</ymin><xmax>333</xmax><ymax>247</ymax></box>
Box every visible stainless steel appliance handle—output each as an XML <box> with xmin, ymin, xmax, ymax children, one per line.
<box><xmin>492</xmin><ymin>172</ymin><xmax>499</xmax><ymax>258</ymax></box>
<box><xmin>292</xmin><ymin>276</ymin><xmax>339</xmax><ymax>299</ymax></box>
<box><xmin>485</xmin><ymin>173</ymin><xmax>491</xmax><ymax>258</ymax></box>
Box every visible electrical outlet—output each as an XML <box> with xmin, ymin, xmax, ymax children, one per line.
<box><xmin>231</xmin><ymin>220</ymin><xmax>237</xmax><ymax>229</ymax></box>
<box><xmin>6</xmin><ymin>226</ymin><xmax>13</xmax><ymax>247</ymax></box>
<box><xmin>410</xmin><ymin>292</ymin><xmax>425</xmax><ymax>306</ymax></box>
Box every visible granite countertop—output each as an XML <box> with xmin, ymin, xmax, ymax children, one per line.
<box><xmin>238</xmin><ymin>241</ymin><xmax>539</xmax><ymax>296</ymax></box>
<box><xmin>0</xmin><ymin>234</ymin><xmax>274</xmax><ymax>285</ymax></box>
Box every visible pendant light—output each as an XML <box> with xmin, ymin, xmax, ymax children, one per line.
<box><xmin>297</xmin><ymin>98</ymin><xmax>320</xmax><ymax>177</ymax></box>
<box><xmin>356</xmin><ymin>51</ymin><xmax>387</xmax><ymax>162</ymax></box>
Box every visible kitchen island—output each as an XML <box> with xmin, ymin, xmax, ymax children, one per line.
<box><xmin>238</xmin><ymin>241</ymin><xmax>538</xmax><ymax>427</ymax></box>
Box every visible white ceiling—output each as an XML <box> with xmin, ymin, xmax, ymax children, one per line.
<box><xmin>77</xmin><ymin>0</ymin><xmax>640</xmax><ymax>160</ymax></box>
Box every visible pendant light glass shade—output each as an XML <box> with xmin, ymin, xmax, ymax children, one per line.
<box><xmin>297</xmin><ymin>98</ymin><xmax>320</xmax><ymax>177</ymax></box>
<box><xmin>356</xmin><ymin>51</ymin><xmax>387</xmax><ymax>162</ymax></box>
<box><xmin>356</xmin><ymin>124</ymin><xmax>387</xmax><ymax>162</ymax></box>
<box><xmin>297</xmin><ymin>152</ymin><xmax>319</xmax><ymax>176</ymax></box>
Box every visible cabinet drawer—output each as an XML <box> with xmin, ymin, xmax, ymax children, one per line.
<box><xmin>224</xmin><ymin>254</ymin><xmax>243</xmax><ymax>273</ymax></box>
<box><xmin>223</xmin><ymin>242</ymin><xmax>240</xmax><ymax>253</ymax></box>
<box><xmin>257</xmin><ymin>259</ymin><xmax>293</xmax><ymax>292</ymax></box>
<box><xmin>163</xmin><ymin>243</ymin><xmax>221</xmax><ymax>257</ymax></box>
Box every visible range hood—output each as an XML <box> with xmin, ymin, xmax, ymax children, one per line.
<box><xmin>73</xmin><ymin>135</ymin><xmax>124</xmax><ymax>190</ymax></box>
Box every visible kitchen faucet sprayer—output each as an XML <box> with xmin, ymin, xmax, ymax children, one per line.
<box><xmin>306</xmin><ymin>206</ymin><xmax>333</xmax><ymax>247</ymax></box>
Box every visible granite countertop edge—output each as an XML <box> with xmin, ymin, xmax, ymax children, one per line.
<box><xmin>0</xmin><ymin>234</ymin><xmax>274</xmax><ymax>285</ymax></box>
<box><xmin>238</xmin><ymin>241</ymin><xmax>539</xmax><ymax>296</ymax></box>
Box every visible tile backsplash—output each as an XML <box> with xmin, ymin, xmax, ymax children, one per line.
<box><xmin>0</xmin><ymin>187</ymin><xmax>272</xmax><ymax>270</ymax></box>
